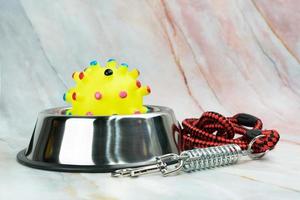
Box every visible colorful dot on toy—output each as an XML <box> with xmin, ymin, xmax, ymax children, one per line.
<box><xmin>107</xmin><ymin>58</ymin><xmax>115</xmax><ymax>62</ymax></box>
<box><xmin>90</xmin><ymin>60</ymin><xmax>97</xmax><ymax>66</ymax></box>
<box><xmin>79</xmin><ymin>72</ymin><xmax>84</xmax><ymax>80</ymax></box>
<box><xmin>119</xmin><ymin>91</ymin><xmax>127</xmax><ymax>98</ymax></box>
<box><xmin>147</xmin><ymin>86</ymin><xmax>151</xmax><ymax>93</ymax></box>
<box><xmin>104</xmin><ymin>69</ymin><xmax>113</xmax><ymax>76</ymax></box>
<box><xmin>63</xmin><ymin>93</ymin><xmax>66</xmax><ymax>101</ymax></box>
<box><xmin>121</xmin><ymin>63</ymin><xmax>128</xmax><ymax>67</ymax></box>
<box><xmin>94</xmin><ymin>92</ymin><xmax>102</xmax><ymax>100</ymax></box>
<box><xmin>136</xmin><ymin>80</ymin><xmax>141</xmax><ymax>88</ymax></box>
<box><xmin>86</xmin><ymin>112</ymin><xmax>93</xmax><ymax>116</ymax></box>
<box><xmin>146</xmin><ymin>107</ymin><xmax>150</xmax><ymax>113</ymax></box>
<box><xmin>65</xmin><ymin>109</ymin><xmax>72</xmax><ymax>115</ymax></box>
<box><xmin>72</xmin><ymin>92</ymin><xmax>77</xmax><ymax>100</ymax></box>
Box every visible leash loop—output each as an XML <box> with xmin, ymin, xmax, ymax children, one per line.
<box><xmin>181</xmin><ymin>112</ymin><xmax>280</xmax><ymax>154</ymax></box>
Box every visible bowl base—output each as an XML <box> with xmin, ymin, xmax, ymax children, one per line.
<box><xmin>17</xmin><ymin>149</ymin><xmax>155</xmax><ymax>173</ymax></box>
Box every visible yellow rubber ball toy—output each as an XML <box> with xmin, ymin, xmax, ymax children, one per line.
<box><xmin>63</xmin><ymin>59</ymin><xmax>151</xmax><ymax>116</ymax></box>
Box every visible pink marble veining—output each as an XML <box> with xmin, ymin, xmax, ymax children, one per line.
<box><xmin>253</xmin><ymin>0</ymin><xmax>300</xmax><ymax>59</ymax></box>
<box><xmin>146</xmin><ymin>0</ymin><xmax>300</xmax><ymax>139</ymax></box>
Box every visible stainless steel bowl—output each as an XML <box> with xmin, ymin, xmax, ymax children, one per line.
<box><xmin>17</xmin><ymin>105</ymin><xmax>180</xmax><ymax>172</ymax></box>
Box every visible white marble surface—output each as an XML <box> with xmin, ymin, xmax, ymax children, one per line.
<box><xmin>1</xmin><ymin>0</ymin><xmax>300</xmax><ymax>199</ymax></box>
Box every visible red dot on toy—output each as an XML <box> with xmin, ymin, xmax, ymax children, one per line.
<box><xmin>134</xmin><ymin>111</ymin><xmax>141</xmax><ymax>114</ymax></box>
<box><xmin>119</xmin><ymin>91</ymin><xmax>127</xmax><ymax>98</ymax></box>
<box><xmin>94</xmin><ymin>92</ymin><xmax>102</xmax><ymax>100</ymax></box>
<box><xmin>72</xmin><ymin>92</ymin><xmax>77</xmax><ymax>100</ymax></box>
<box><xmin>147</xmin><ymin>86</ymin><xmax>151</xmax><ymax>93</ymax></box>
<box><xmin>79</xmin><ymin>72</ymin><xmax>84</xmax><ymax>80</ymax></box>
<box><xmin>86</xmin><ymin>112</ymin><xmax>93</xmax><ymax>116</ymax></box>
<box><xmin>136</xmin><ymin>80</ymin><xmax>141</xmax><ymax>88</ymax></box>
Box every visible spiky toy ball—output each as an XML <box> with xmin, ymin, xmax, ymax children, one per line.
<box><xmin>63</xmin><ymin>59</ymin><xmax>151</xmax><ymax>116</ymax></box>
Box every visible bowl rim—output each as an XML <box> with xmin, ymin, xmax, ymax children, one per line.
<box><xmin>39</xmin><ymin>105</ymin><xmax>174</xmax><ymax>118</ymax></box>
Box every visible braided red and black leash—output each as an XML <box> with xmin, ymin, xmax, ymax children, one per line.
<box><xmin>179</xmin><ymin>112</ymin><xmax>280</xmax><ymax>154</ymax></box>
<box><xmin>112</xmin><ymin>112</ymin><xmax>281</xmax><ymax>177</ymax></box>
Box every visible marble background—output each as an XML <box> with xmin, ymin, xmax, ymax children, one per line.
<box><xmin>1</xmin><ymin>0</ymin><xmax>300</xmax><ymax>199</ymax></box>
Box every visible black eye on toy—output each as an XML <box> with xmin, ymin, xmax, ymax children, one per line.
<box><xmin>104</xmin><ymin>69</ymin><xmax>113</xmax><ymax>76</ymax></box>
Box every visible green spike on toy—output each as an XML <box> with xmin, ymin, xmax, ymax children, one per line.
<box><xmin>65</xmin><ymin>109</ymin><xmax>72</xmax><ymax>115</ymax></box>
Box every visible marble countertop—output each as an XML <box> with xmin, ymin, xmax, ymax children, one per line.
<box><xmin>1</xmin><ymin>0</ymin><xmax>300</xmax><ymax>199</ymax></box>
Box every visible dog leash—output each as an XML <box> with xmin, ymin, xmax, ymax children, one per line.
<box><xmin>112</xmin><ymin>112</ymin><xmax>280</xmax><ymax>177</ymax></box>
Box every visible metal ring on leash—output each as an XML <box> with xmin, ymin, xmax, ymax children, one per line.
<box><xmin>247</xmin><ymin>134</ymin><xmax>268</xmax><ymax>159</ymax></box>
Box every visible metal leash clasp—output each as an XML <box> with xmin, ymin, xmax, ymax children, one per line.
<box><xmin>246</xmin><ymin>134</ymin><xmax>268</xmax><ymax>159</ymax></box>
<box><xmin>111</xmin><ymin>153</ymin><xmax>184</xmax><ymax>177</ymax></box>
<box><xmin>112</xmin><ymin>135</ymin><xmax>270</xmax><ymax>177</ymax></box>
